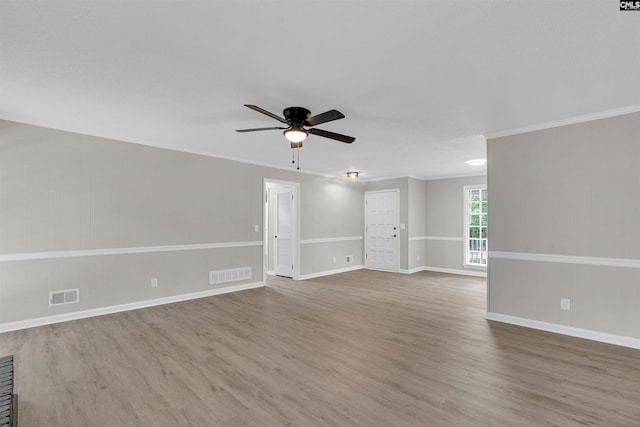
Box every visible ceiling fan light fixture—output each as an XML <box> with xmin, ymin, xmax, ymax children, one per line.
<box><xmin>346</xmin><ymin>171</ymin><xmax>360</xmax><ymax>179</ymax></box>
<box><xmin>284</xmin><ymin>126</ymin><xmax>308</xmax><ymax>143</ymax></box>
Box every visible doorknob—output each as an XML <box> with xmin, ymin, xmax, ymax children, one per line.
<box><xmin>274</xmin><ymin>235</ymin><xmax>277</xmax><ymax>238</ymax></box>
<box><xmin>393</xmin><ymin>227</ymin><xmax>397</xmax><ymax>230</ymax></box>
<box><xmin>393</xmin><ymin>234</ymin><xmax>397</xmax><ymax>238</ymax></box>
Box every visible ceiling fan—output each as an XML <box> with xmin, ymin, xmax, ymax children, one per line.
<box><xmin>236</xmin><ymin>104</ymin><xmax>356</xmax><ymax>147</ymax></box>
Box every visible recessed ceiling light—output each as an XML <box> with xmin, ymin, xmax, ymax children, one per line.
<box><xmin>465</xmin><ymin>159</ymin><xmax>486</xmax><ymax>166</ymax></box>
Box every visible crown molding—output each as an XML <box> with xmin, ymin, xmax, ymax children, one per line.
<box><xmin>485</xmin><ymin>104</ymin><xmax>640</xmax><ymax>140</ymax></box>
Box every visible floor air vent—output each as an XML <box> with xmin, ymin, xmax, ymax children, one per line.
<box><xmin>209</xmin><ymin>267</ymin><xmax>252</xmax><ymax>285</ymax></box>
<box><xmin>49</xmin><ymin>288</ymin><xmax>79</xmax><ymax>306</ymax></box>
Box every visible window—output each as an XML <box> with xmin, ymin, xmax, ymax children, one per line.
<box><xmin>464</xmin><ymin>185</ymin><xmax>487</xmax><ymax>267</ymax></box>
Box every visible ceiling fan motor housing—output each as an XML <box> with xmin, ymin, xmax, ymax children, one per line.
<box><xmin>283</xmin><ymin>107</ymin><xmax>311</xmax><ymax>125</ymax></box>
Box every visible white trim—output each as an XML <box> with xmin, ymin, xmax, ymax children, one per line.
<box><xmin>360</xmin><ymin>175</ymin><xmax>411</xmax><ymax>183</ymax></box>
<box><xmin>359</xmin><ymin>172</ymin><xmax>487</xmax><ymax>183</ymax></box>
<box><xmin>0</xmin><ymin>282</ymin><xmax>264</xmax><ymax>333</ymax></box>
<box><xmin>485</xmin><ymin>312</ymin><xmax>640</xmax><ymax>350</ymax></box>
<box><xmin>299</xmin><ymin>265</ymin><xmax>363</xmax><ymax>280</ymax></box>
<box><xmin>362</xmin><ymin>174</ymin><xmax>428</xmax><ymax>183</ymax></box>
<box><xmin>485</xmin><ymin>104</ymin><xmax>640</xmax><ymax>140</ymax></box>
<box><xmin>400</xmin><ymin>266</ymin><xmax>487</xmax><ymax>277</ymax></box>
<box><xmin>0</xmin><ymin>241</ymin><xmax>263</xmax><ymax>262</ymax></box>
<box><xmin>399</xmin><ymin>267</ymin><xmax>427</xmax><ymax>274</ymax></box>
<box><xmin>409</xmin><ymin>236</ymin><xmax>464</xmax><ymax>241</ymax></box>
<box><xmin>364</xmin><ymin>267</ymin><xmax>399</xmax><ymax>273</ymax></box>
<box><xmin>300</xmin><ymin>236</ymin><xmax>363</xmax><ymax>244</ymax></box>
<box><xmin>489</xmin><ymin>251</ymin><xmax>640</xmax><ymax>269</ymax></box>
<box><xmin>419</xmin><ymin>172</ymin><xmax>487</xmax><ymax>182</ymax></box>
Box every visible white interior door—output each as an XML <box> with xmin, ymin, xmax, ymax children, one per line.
<box><xmin>274</xmin><ymin>186</ymin><xmax>294</xmax><ymax>277</ymax></box>
<box><xmin>365</xmin><ymin>190</ymin><xmax>399</xmax><ymax>271</ymax></box>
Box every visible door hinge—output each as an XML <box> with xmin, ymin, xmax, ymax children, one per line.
<box><xmin>292</xmin><ymin>265</ymin><xmax>294</xmax><ymax>270</ymax></box>
<box><xmin>291</xmin><ymin>194</ymin><xmax>294</xmax><ymax>200</ymax></box>
<box><xmin>265</xmin><ymin>191</ymin><xmax>268</xmax><ymax>203</ymax></box>
<box><xmin>365</xmin><ymin>253</ymin><xmax>368</xmax><ymax>259</ymax></box>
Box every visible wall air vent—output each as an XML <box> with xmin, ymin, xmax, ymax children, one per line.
<box><xmin>49</xmin><ymin>288</ymin><xmax>80</xmax><ymax>306</ymax></box>
<box><xmin>209</xmin><ymin>267</ymin><xmax>252</xmax><ymax>285</ymax></box>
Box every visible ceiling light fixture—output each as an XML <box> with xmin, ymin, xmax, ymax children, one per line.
<box><xmin>346</xmin><ymin>171</ymin><xmax>359</xmax><ymax>179</ymax></box>
<box><xmin>283</xmin><ymin>125</ymin><xmax>308</xmax><ymax>144</ymax></box>
<box><xmin>465</xmin><ymin>159</ymin><xmax>486</xmax><ymax>166</ymax></box>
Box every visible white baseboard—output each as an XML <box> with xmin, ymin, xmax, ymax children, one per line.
<box><xmin>299</xmin><ymin>265</ymin><xmax>363</xmax><ymax>280</ymax></box>
<box><xmin>363</xmin><ymin>267</ymin><xmax>400</xmax><ymax>273</ymax></box>
<box><xmin>400</xmin><ymin>266</ymin><xmax>487</xmax><ymax>277</ymax></box>
<box><xmin>0</xmin><ymin>282</ymin><xmax>264</xmax><ymax>333</ymax></box>
<box><xmin>485</xmin><ymin>312</ymin><xmax>640</xmax><ymax>350</ymax></box>
<box><xmin>399</xmin><ymin>267</ymin><xmax>427</xmax><ymax>274</ymax></box>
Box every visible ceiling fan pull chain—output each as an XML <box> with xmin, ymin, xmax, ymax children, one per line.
<box><xmin>292</xmin><ymin>148</ymin><xmax>295</xmax><ymax>164</ymax></box>
<box><xmin>297</xmin><ymin>147</ymin><xmax>300</xmax><ymax>170</ymax></box>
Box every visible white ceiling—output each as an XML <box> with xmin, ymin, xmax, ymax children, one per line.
<box><xmin>1</xmin><ymin>1</ymin><xmax>639</xmax><ymax>180</ymax></box>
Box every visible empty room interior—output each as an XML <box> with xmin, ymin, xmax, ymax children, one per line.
<box><xmin>1</xmin><ymin>1</ymin><xmax>639</xmax><ymax>426</ymax></box>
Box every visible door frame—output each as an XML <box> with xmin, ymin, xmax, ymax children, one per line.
<box><xmin>264</xmin><ymin>178</ymin><xmax>300</xmax><ymax>283</ymax></box>
<box><xmin>364</xmin><ymin>188</ymin><xmax>400</xmax><ymax>272</ymax></box>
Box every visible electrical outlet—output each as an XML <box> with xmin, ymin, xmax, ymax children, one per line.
<box><xmin>151</xmin><ymin>278</ymin><xmax>158</xmax><ymax>288</ymax></box>
<box><xmin>417</xmin><ymin>255</ymin><xmax>420</xmax><ymax>261</ymax></box>
<box><xmin>254</xmin><ymin>224</ymin><xmax>259</xmax><ymax>232</ymax></box>
<box><xmin>333</xmin><ymin>257</ymin><xmax>337</xmax><ymax>263</ymax></box>
<box><xmin>560</xmin><ymin>298</ymin><xmax>570</xmax><ymax>311</ymax></box>
<box><xmin>346</xmin><ymin>255</ymin><xmax>353</xmax><ymax>263</ymax></box>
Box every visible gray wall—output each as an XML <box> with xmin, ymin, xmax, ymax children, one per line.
<box><xmin>408</xmin><ymin>178</ymin><xmax>426</xmax><ymax>271</ymax></box>
<box><xmin>488</xmin><ymin>111</ymin><xmax>640</xmax><ymax>339</ymax></box>
<box><xmin>424</xmin><ymin>175</ymin><xmax>487</xmax><ymax>272</ymax></box>
<box><xmin>298</xmin><ymin>174</ymin><xmax>364</xmax><ymax>275</ymax></box>
<box><xmin>0</xmin><ymin>120</ymin><xmax>362</xmax><ymax>325</ymax></box>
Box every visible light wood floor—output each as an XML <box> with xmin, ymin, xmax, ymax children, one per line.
<box><xmin>1</xmin><ymin>270</ymin><xmax>639</xmax><ymax>426</ymax></box>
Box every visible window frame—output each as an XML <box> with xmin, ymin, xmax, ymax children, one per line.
<box><xmin>463</xmin><ymin>184</ymin><xmax>488</xmax><ymax>269</ymax></box>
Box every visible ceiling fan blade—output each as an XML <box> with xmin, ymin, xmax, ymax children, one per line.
<box><xmin>244</xmin><ymin>104</ymin><xmax>288</xmax><ymax>124</ymax></box>
<box><xmin>308</xmin><ymin>128</ymin><xmax>355</xmax><ymax>143</ymax></box>
<box><xmin>236</xmin><ymin>127</ymin><xmax>286</xmax><ymax>132</ymax></box>
<box><xmin>303</xmin><ymin>109</ymin><xmax>345</xmax><ymax>127</ymax></box>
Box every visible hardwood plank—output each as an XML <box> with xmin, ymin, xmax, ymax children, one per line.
<box><xmin>0</xmin><ymin>270</ymin><xmax>639</xmax><ymax>426</ymax></box>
